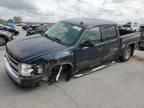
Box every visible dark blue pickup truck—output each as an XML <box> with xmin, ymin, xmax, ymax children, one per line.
<box><xmin>4</xmin><ymin>18</ymin><xmax>140</xmax><ymax>87</ymax></box>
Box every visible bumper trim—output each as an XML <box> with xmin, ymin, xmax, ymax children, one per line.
<box><xmin>4</xmin><ymin>56</ymin><xmax>21</xmax><ymax>84</ymax></box>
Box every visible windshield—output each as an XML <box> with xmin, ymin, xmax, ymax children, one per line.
<box><xmin>45</xmin><ymin>22</ymin><xmax>82</xmax><ymax>46</ymax></box>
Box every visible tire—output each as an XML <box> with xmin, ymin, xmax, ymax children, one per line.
<box><xmin>119</xmin><ymin>46</ymin><xmax>132</xmax><ymax>62</ymax></box>
<box><xmin>0</xmin><ymin>36</ymin><xmax>8</xmax><ymax>46</ymax></box>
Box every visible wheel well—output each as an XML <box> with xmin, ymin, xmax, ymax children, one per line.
<box><xmin>128</xmin><ymin>43</ymin><xmax>135</xmax><ymax>56</ymax></box>
<box><xmin>62</xmin><ymin>64</ymin><xmax>73</xmax><ymax>72</ymax></box>
<box><xmin>51</xmin><ymin>64</ymin><xmax>73</xmax><ymax>80</ymax></box>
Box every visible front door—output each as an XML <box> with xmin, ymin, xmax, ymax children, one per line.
<box><xmin>75</xmin><ymin>27</ymin><xmax>104</xmax><ymax>71</ymax></box>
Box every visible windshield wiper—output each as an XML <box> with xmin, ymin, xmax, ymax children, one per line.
<box><xmin>52</xmin><ymin>37</ymin><xmax>61</xmax><ymax>42</ymax></box>
<box><xmin>43</xmin><ymin>33</ymin><xmax>54</xmax><ymax>40</ymax></box>
<box><xmin>44</xmin><ymin>33</ymin><xmax>61</xmax><ymax>42</ymax></box>
<box><xmin>43</xmin><ymin>33</ymin><xmax>48</xmax><ymax>37</ymax></box>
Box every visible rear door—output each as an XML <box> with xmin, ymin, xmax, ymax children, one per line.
<box><xmin>75</xmin><ymin>26</ymin><xmax>104</xmax><ymax>71</ymax></box>
<box><xmin>100</xmin><ymin>25</ymin><xmax>120</xmax><ymax>62</ymax></box>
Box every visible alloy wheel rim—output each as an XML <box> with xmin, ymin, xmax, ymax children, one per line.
<box><xmin>125</xmin><ymin>48</ymin><xmax>131</xmax><ymax>60</ymax></box>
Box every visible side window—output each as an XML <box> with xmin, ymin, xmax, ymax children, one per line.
<box><xmin>81</xmin><ymin>27</ymin><xmax>101</xmax><ymax>44</ymax></box>
<box><xmin>101</xmin><ymin>25</ymin><xmax>117</xmax><ymax>40</ymax></box>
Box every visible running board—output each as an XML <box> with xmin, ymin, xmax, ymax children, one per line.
<box><xmin>73</xmin><ymin>61</ymin><xmax>115</xmax><ymax>78</ymax></box>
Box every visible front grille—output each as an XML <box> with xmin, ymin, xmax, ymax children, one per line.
<box><xmin>6</xmin><ymin>52</ymin><xmax>19</xmax><ymax>73</ymax></box>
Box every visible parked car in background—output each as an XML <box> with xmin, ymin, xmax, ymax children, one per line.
<box><xmin>138</xmin><ymin>25</ymin><xmax>144</xmax><ymax>50</ymax></box>
<box><xmin>7</xmin><ymin>19</ymin><xmax>16</xmax><ymax>29</ymax></box>
<box><xmin>7</xmin><ymin>22</ymin><xmax>16</xmax><ymax>29</ymax></box>
<box><xmin>22</xmin><ymin>23</ymin><xmax>32</xmax><ymax>31</ymax></box>
<box><xmin>0</xmin><ymin>30</ymin><xmax>13</xmax><ymax>46</ymax></box>
<box><xmin>122</xmin><ymin>22</ymin><xmax>140</xmax><ymax>31</ymax></box>
<box><xmin>4</xmin><ymin>18</ymin><xmax>140</xmax><ymax>87</ymax></box>
<box><xmin>26</xmin><ymin>25</ymin><xmax>47</xmax><ymax>36</ymax></box>
<box><xmin>0</xmin><ymin>24</ymin><xmax>19</xmax><ymax>36</ymax></box>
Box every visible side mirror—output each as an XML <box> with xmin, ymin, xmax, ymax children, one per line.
<box><xmin>80</xmin><ymin>40</ymin><xmax>94</xmax><ymax>48</ymax></box>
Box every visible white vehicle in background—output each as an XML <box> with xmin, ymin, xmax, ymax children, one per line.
<box><xmin>122</xmin><ymin>22</ymin><xmax>140</xmax><ymax>31</ymax></box>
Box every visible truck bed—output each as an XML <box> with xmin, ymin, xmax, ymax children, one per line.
<box><xmin>120</xmin><ymin>31</ymin><xmax>140</xmax><ymax>54</ymax></box>
<box><xmin>119</xmin><ymin>29</ymin><xmax>140</xmax><ymax>45</ymax></box>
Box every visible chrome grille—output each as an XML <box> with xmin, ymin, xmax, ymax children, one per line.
<box><xmin>6</xmin><ymin>52</ymin><xmax>19</xmax><ymax>73</ymax></box>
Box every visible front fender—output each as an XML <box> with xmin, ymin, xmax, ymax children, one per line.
<box><xmin>27</xmin><ymin>50</ymin><xmax>74</xmax><ymax>76</ymax></box>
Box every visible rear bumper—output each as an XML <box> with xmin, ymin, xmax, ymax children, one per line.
<box><xmin>4</xmin><ymin>56</ymin><xmax>41</xmax><ymax>85</ymax></box>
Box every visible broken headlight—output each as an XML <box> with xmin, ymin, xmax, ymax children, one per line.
<box><xmin>21</xmin><ymin>63</ymin><xmax>45</xmax><ymax>76</ymax></box>
<box><xmin>35</xmin><ymin>64</ymin><xmax>45</xmax><ymax>75</ymax></box>
<box><xmin>21</xmin><ymin>64</ymin><xmax>33</xmax><ymax>76</ymax></box>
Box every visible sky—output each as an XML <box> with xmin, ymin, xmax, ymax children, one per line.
<box><xmin>0</xmin><ymin>0</ymin><xmax>144</xmax><ymax>23</ymax></box>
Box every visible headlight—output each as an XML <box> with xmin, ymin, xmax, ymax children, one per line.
<box><xmin>21</xmin><ymin>63</ymin><xmax>45</xmax><ymax>76</ymax></box>
<box><xmin>21</xmin><ymin>64</ymin><xmax>33</xmax><ymax>76</ymax></box>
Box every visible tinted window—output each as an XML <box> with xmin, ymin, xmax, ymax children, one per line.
<box><xmin>140</xmin><ymin>26</ymin><xmax>144</xmax><ymax>29</ymax></box>
<box><xmin>101</xmin><ymin>25</ymin><xmax>116</xmax><ymax>40</ymax></box>
<box><xmin>81</xmin><ymin>27</ymin><xmax>101</xmax><ymax>44</ymax></box>
<box><xmin>140</xmin><ymin>26</ymin><xmax>144</xmax><ymax>32</ymax></box>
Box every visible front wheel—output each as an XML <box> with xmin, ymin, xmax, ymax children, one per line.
<box><xmin>119</xmin><ymin>46</ymin><xmax>132</xmax><ymax>62</ymax></box>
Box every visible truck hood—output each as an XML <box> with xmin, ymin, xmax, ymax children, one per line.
<box><xmin>6</xmin><ymin>35</ymin><xmax>67</xmax><ymax>62</ymax></box>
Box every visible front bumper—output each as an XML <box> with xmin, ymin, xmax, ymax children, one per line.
<box><xmin>4</xmin><ymin>56</ymin><xmax>41</xmax><ymax>85</ymax></box>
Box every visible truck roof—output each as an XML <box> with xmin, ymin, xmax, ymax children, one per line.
<box><xmin>63</xmin><ymin>18</ymin><xmax>116</xmax><ymax>27</ymax></box>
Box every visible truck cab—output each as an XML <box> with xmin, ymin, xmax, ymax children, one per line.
<box><xmin>4</xmin><ymin>18</ymin><xmax>140</xmax><ymax>86</ymax></box>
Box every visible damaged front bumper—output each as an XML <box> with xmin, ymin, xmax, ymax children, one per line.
<box><xmin>4</xmin><ymin>56</ymin><xmax>42</xmax><ymax>86</ymax></box>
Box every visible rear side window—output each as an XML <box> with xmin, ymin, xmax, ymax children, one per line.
<box><xmin>101</xmin><ymin>25</ymin><xmax>117</xmax><ymax>40</ymax></box>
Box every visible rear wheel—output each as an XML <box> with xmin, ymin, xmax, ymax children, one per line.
<box><xmin>119</xmin><ymin>46</ymin><xmax>132</xmax><ymax>62</ymax></box>
<box><xmin>0</xmin><ymin>36</ymin><xmax>8</xmax><ymax>46</ymax></box>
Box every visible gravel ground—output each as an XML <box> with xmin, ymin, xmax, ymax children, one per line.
<box><xmin>0</xmin><ymin>27</ymin><xmax>144</xmax><ymax>108</ymax></box>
